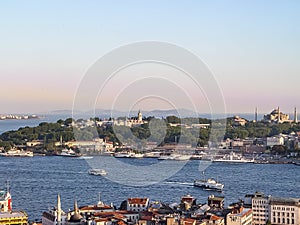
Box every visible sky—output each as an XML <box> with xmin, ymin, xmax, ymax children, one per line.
<box><xmin>0</xmin><ymin>0</ymin><xmax>299</xmax><ymax>115</ymax></box>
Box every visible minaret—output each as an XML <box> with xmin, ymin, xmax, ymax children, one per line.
<box><xmin>74</xmin><ymin>200</ymin><xmax>79</xmax><ymax>213</ymax></box>
<box><xmin>294</xmin><ymin>107</ymin><xmax>298</xmax><ymax>123</ymax></box>
<box><xmin>277</xmin><ymin>106</ymin><xmax>281</xmax><ymax>123</ymax></box>
<box><xmin>57</xmin><ymin>194</ymin><xmax>62</xmax><ymax>225</ymax></box>
<box><xmin>97</xmin><ymin>192</ymin><xmax>103</xmax><ymax>206</ymax></box>
<box><xmin>138</xmin><ymin>110</ymin><xmax>142</xmax><ymax>123</ymax></box>
<box><xmin>255</xmin><ymin>107</ymin><xmax>258</xmax><ymax>122</ymax></box>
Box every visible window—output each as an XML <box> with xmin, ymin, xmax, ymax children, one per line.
<box><xmin>291</xmin><ymin>219</ymin><xmax>294</xmax><ymax>224</ymax></box>
<box><xmin>283</xmin><ymin>218</ymin><xmax>285</xmax><ymax>224</ymax></box>
<box><xmin>287</xmin><ymin>218</ymin><xmax>290</xmax><ymax>224</ymax></box>
<box><xmin>278</xmin><ymin>218</ymin><xmax>280</xmax><ymax>224</ymax></box>
<box><xmin>291</xmin><ymin>213</ymin><xmax>294</xmax><ymax>218</ymax></box>
<box><xmin>282</xmin><ymin>212</ymin><xmax>285</xmax><ymax>216</ymax></box>
<box><xmin>287</xmin><ymin>213</ymin><xmax>289</xmax><ymax>217</ymax></box>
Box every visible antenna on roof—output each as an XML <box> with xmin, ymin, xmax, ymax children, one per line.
<box><xmin>6</xmin><ymin>180</ymin><xmax>10</xmax><ymax>193</ymax></box>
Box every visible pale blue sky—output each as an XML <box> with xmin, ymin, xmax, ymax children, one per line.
<box><xmin>0</xmin><ymin>1</ymin><xmax>299</xmax><ymax>114</ymax></box>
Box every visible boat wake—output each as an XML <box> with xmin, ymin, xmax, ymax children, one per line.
<box><xmin>162</xmin><ymin>181</ymin><xmax>194</xmax><ymax>186</ymax></box>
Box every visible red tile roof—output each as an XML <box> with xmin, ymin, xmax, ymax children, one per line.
<box><xmin>128</xmin><ymin>198</ymin><xmax>148</xmax><ymax>205</ymax></box>
<box><xmin>80</xmin><ymin>204</ymin><xmax>113</xmax><ymax>211</ymax></box>
<box><xmin>182</xmin><ymin>218</ymin><xmax>196</xmax><ymax>225</ymax></box>
<box><xmin>210</xmin><ymin>215</ymin><xmax>222</xmax><ymax>221</ymax></box>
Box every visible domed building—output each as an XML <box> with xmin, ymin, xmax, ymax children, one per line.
<box><xmin>66</xmin><ymin>200</ymin><xmax>84</xmax><ymax>225</ymax></box>
<box><xmin>263</xmin><ymin>107</ymin><xmax>290</xmax><ymax>124</ymax></box>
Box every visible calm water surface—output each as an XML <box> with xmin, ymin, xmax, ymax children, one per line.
<box><xmin>0</xmin><ymin>156</ymin><xmax>299</xmax><ymax>221</ymax></box>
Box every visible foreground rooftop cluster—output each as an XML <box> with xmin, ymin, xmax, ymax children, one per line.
<box><xmin>0</xmin><ymin>183</ymin><xmax>299</xmax><ymax>225</ymax></box>
<box><xmin>39</xmin><ymin>192</ymin><xmax>299</xmax><ymax>225</ymax></box>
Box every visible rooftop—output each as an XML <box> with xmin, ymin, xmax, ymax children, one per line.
<box><xmin>0</xmin><ymin>211</ymin><xmax>27</xmax><ymax>219</ymax></box>
<box><xmin>270</xmin><ymin>197</ymin><xmax>300</xmax><ymax>206</ymax></box>
<box><xmin>128</xmin><ymin>198</ymin><xmax>149</xmax><ymax>205</ymax></box>
<box><xmin>229</xmin><ymin>208</ymin><xmax>252</xmax><ymax>218</ymax></box>
<box><xmin>80</xmin><ymin>204</ymin><xmax>113</xmax><ymax>211</ymax></box>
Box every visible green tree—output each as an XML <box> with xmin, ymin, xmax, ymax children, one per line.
<box><xmin>166</xmin><ymin>116</ymin><xmax>181</xmax><ymax>124</ymax></box>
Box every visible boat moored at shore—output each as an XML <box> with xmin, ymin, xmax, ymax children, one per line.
<box><xmin>158</xmin><ymin>154</ymin><xmax>191</xmax><ymax>161</ymax></box>
<box><xmin>0</xmin><ymin>149</ymin><xmax>33</xmax><ymax>157</ymax></box>
<box><xmin>114</xmin><ymin>151</ymin><xmax>144</xmax><ymax>158</ymax></box>
<box><xmin>212</xmin><ymin>151</ymin><xmax>254</xmax><ymax>163</ymax></box>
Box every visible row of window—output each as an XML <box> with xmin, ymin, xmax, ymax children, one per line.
<box><xmin>254</xmin><ymin>218</ymin><xmax>266</xmax><ymax>221</ymax></box>
<box><xmin>272</xmin><ymin>206</ymin><xmax>295</xmax><ymax>211</ymax></box>
<box><xmin>273</xmin><ymin>217</ymin><xmax>295</xmax><ymax>224</ymax></box>
<box><xmin>253</xmin><ymin>213</ymin><xmax>268</xmax><ymax>217</ymax></box>
<box><xmin>253</xmin><ymin>209</ymin><xmax>268</xmax><ymax>212</ymax></box>
<box><xmin>253</xmin><ymin>204</ymin><xmax>268</xmax><ymax>208</ymax></box>
<box><xmin>129</xmin><ymin>204</ymin><xmax>146</xmax><ymax>207</ymax></box>
<box><xmin>273</xmin><ymin>212</ymin><xmax>295</xmax><ymax>217</ymax></box>
<box><xmin>253</xmin><ymin>200</ymin><xmax>268</xmax><ymax>205</ymax></box>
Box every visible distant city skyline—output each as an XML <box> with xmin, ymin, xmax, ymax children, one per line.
<box><xmin>1</xmin><ymin>1</ymin><xmax>299</xmax><ymax>114</ymax></box>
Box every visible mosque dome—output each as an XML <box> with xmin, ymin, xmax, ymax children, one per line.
<box><xmin>69</xmin><ymin>213</ymin><xmax>83</xmax><ymax>222</ymax></box>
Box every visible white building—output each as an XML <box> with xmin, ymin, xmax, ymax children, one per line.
<box><xmin>269</xmin><ymin>197</ymin><xmax>300</xmax><ymax>225</ymax></box>
<box><xmin>232</xmin><ymin>116</ymin><xmax>247</xmax><ymax>126</ymax></box>
<box><xmin>26</xmin><ymin>140</ymin><xmax>43</xmax><ymax>147</ymax></box>
<box><xmin>251</xmin><ymin>192</ymin><xmax>270</xmax><ymax>225</ymax></box>
<box><xmin>226</xmin><ymin>206</ymin><xmax>252</xmax><ymax>225</ymax></box>
<box><xmin>127</xmin><ymin>198</ymin><xmax>149</xmax><ymax>212</ymax></box>
<box><xmin>266</xmin><ymin>136</ymin><xmax>284</xmax><ymax>147</ymax></box>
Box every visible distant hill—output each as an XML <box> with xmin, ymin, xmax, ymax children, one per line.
<box><xmin>91</xmin><ymin>108</ymin><xmax>200</xmax><ymax>118</ymax></box>
<box><xmin>41</xmin><ymin>109</ymin><xmax>82</xmax><ymax>115</ymax></box>
<box><xmin>40</xmin><ymin>108</ymin><xmax>258</xmax><ymax>120</ymax></box>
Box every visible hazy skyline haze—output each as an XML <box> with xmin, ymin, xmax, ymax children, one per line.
<box><xmin>0</xmin><ymin>0</ymin><xmax>299</xmax><ymax>114</ymax></box>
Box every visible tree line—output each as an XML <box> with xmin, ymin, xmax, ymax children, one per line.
<box><xmin>0</xmin><ymin>116</ymin><xmax>300</xmax><ymax>151</ymax></box>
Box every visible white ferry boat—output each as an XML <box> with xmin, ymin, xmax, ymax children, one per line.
<box><xmin>194</xmin><ymin>178</ymin><xmax>224</xmax><ymax>191</ymax></box>
<box><xmin>0</xmin><ymin>149</ymin><xmax>33</xmax><ymax>157</ymax></box>
<box><xmin>88</xmin><ymin>169</ymin><xmax>107</xmax><ymax>176</ymax></box>
<box><xmin>144</xmin><ymin>151</ymin><xmax>161</xmax><ymax>158</ymax></box>
<box><xmin>193</xmin><ymin>172</ymin><xmax>224</xmax><ymax>191</ymax></box>
<box><xmin>133</xmin><ymin>153</ymin><xmax>144</xmax><ymax>158</ymax></box>
<box><xmin>58</xmin><ymin>149</ymin><xmax>81</xmax><ymax>157</ymax></box>
<box><xmin>158</xmin><ymin>154</ymin><xmax>191</xmax><ymax>161</ymax></box>
<box><xmin>212</xmin><ymin>151</ymin><xmax>254</xmax><ymax>163</ymax></box>
<box><xmin>114</xmin><ymin>151</ymin><xmax>144</xmax><ymax>158</ymax></box>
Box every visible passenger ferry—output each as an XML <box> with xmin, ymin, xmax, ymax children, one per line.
<box><xmin>114</xmin><ymin>151</ymin><xmax>144</xmax><ymax>158</ymax></box>
<box><xmin>158</xmin><ymin>154</ymin><xmax>191</xmax><ymax>161</ymax></box>
<box><xmin>194</xmin><ymin>172</ymin><xmax>224</xmax><ymax>191</ymax></box>
<box><xmin>212</xmin><ymin>151</ymin><xmax>254</xmax><ymax>163</ymax></box>
<box><xmin>0</xmin><ymin>149</ymin><xmax>33</xmax><ymax>157</ymax></box>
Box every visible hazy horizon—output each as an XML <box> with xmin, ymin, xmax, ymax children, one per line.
<box><xmin>0</xmin><ymin>107</ymin><xmax>297</xmax><ymax>117</ymax></box>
